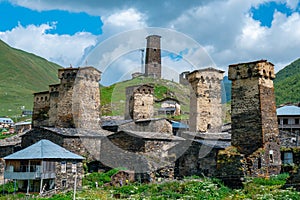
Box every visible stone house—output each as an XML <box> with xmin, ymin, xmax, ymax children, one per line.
<box><xmin>4</xmin><ymin>140</ymin><xmax>84</xmax><ymax>194</ymax></box>
<box><xmin>106</xmin><ymin>130</ymin><xmax>185</xmax><ymax>181</ymax></box>
<box><xmin>175</xmin><ymin>132</ymin><xmax>231</xmax><ymax>178</ymax></box>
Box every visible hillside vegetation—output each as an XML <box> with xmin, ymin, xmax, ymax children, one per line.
<box><xmin>0</xmin><ymin>40</ymin><xmax>61</xmax><ymax>118</ymax></box>
<box><xmin>274</xmin><ymin>58</ymin><xmax>300</xmax><ymax>105</ymax></box>
<box><xmin>101</xmin><ymin>76</ymin><xmax>191</xmax><ymax>119</ymax></box>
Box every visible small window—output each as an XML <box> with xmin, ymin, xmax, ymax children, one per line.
<box><xmin>61</xmin><ymin>161</ymin><xmax>66</xmax><ymax>173</ymax></box>
<box><xmin>72</xmin><ymin>163</ymin><xmax>77</xmax><ymax>173</ymax></box>
<box><xmin>62</xmin><ymin>179</ymin><xmax>67</xmax><ymax>188</ymax></box>
<box><xmin>283</xmin><ymin>152</ymin><xmax>293</xmax><ymax>164</ymax></box>
<box><xmin>295</xmin><ymin>119</ymin><xmax>299</xmax><ymax>125</ymax></box>
<box><xmin>258</xmin><ymin>157</ymin><xmax>262</xmax><ymax>169</ymax></box>
<box><xmin>283</xmin><ymin>119</ymin><xmax>288</xmax><ymax>125</ymax></box>
<box><xmin>207</xmin><ymin>124</ymin><xmax>211</xmax><ymax>130</ymax></box>
<box><xmin>269</xmin><ymin>150</ymin><xmax>274</xmax><ymax>163</ymax></box>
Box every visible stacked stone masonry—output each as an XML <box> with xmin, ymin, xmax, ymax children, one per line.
<box><xmin>145</xmin><ymin>35</ymin><xmax>162</xmax><ymax>78</ymax></box>
<box><xmin>188</xmin><ymin>68</ymin><xmax>224</xmax><ymax>133</ymax></box>
<box><xmin>33</xmin><ymin>67</ymin><xmax>101</xmax><ymax>129</ymax></box>
<box><xmin>228</xmin><ymin>60</ymin><xmax>281</xmax><ymax>177</ymax></box>
<box><xmin>125</xmin><ymin>85</ymin><xmax>154</xmax><ymax>121</ymax></box>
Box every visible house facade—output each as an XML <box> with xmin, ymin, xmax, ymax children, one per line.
<box><xmin>277</xmin><ymin>105</ymin><xmax>300</xmax><ymax>132</ymax></box>
<box><xmin>4</xmin><ymin>140</ymin><xmax>84</xmax><ymax>194</ymax></box>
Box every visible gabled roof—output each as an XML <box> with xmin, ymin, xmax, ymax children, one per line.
<box><xmin>4</xmin><ymin>139</ymin><xmax>84</xmax><ymax>160</ymax></box>
<box><xmin>277</xmin><ymin>105</ymin><xmax>300</xmax><ymax>116</ymax></box>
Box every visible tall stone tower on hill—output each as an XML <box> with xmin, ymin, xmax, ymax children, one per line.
<box><xmin>188</xmin><ymin>68</ymin><xmax>224</xmax><ymax>133</ymax></box>
<box><xmin>228</xmin><ymin>60</ymin><xmax>281</xmax><ymax>176</ymax></box>
<box><xmin>145</xmin><ymin>35</ymin><xmax>161</xmax><ymax>78</ymax></box>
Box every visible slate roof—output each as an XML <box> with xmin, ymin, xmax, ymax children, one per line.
<box><xmin>277</xmin><ymin>105</ymin><xmax>300</xmax><ymax>116</ymax></box>
<box><xmin>42</xmin><ymin>127</ymin><xmax>113</xmax><ymax>137</ymax></box>
<box><xmin>121</xmin><ymin>130</ymin><xmax>185</xmax><ymax>141</ymax></box>
<box><xmin>4</xmin><ymin>139</ymin><xmax>84</xmax><ymax>160</ymax></box>
<box><xmin>194</xmin><ymin>139</ymin><xmax>231</xmax><ymax>149</ymax></box>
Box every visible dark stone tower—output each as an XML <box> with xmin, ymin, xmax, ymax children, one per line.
<box><xmin>228</xmin><ymin>60</ymin><xmax>281</xmax><ymax>176</ymax></box>
<box><xmin>145</xmin><ymin>35</ymin><xmax>161</xmax><ymax>78</ymax></box>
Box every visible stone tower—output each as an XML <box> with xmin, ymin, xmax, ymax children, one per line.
<box><xmin>145</xmin><ymin>35</ymin><xmax>161</xmax><ymax>78</ymax></box>
<box><xmin>228</xmin><ymin>60</ymin><xmax>281</xmax><ymax>175</ymax></box>
<box><xmin>125</xmin><ymin>85</ymin><xmax>154</xmax><ymax>120</ymax></box>
<box><xmin>188</xmin><ymin>68</ymin><xmax>224</xmax><ymax>133</ymax></box>
<box><xmin>33</xmin><ymin>66</ymin><xmax>101</xmax><ymax>129</ymax></box>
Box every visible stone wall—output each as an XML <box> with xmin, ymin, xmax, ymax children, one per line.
<box><xmin>72</xmin><ymin>67</ymin><xmax>101</xmax><ymax>129</ymax></box>
<box><xmin>188</xmin><ymin>68</ymin><xmax>224</xmax><ymax>133</ymax></box>
<box><xmin>32</xmin><ymin>91</ymin><xmax>50</xmax><ymax>127</ymax></box>
<box><xmin>48</xmin><ymin>84</ymin><xmax>60</xmax><ymax>126</ymax></box>
<box><xmin>55</xmin><ymin>160</ymin><xmax>83</xmax><ymax>191</ymax></box>
<box><xmin>119</xmin><ymin>118</ymin><xmax>172</xmax><ymax>133</ymax></box>
<box><xmin>145</xmin><ymin>35</ymin><xmax>161</xmax><ymax>78</ymax></box>
<box><xmin>179</xmin><ymin>71</ymin><xmax>190</xmax><ymax>85</ymax></box>
<box><xmin>175</xmin><ymin>141</ymin><xmax>219</xmax><ymax>178</ymax></box>
<box><xmin>21</xmin><ymin>128</ymin><xmax>104</xmax><ymax>162</ymax></box>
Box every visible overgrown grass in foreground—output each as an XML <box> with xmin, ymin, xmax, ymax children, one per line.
<box><xmin>1</xmin><ymin>173</ymin><xmax>300</xmax><ymax>199</ymax></box>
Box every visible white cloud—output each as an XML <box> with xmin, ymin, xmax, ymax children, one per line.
<box><xmin>3</xmin><ymin>0</ymin><xmax>300</xmax><ymax>77</ymax></box>
<box><xmin>169</xmin><ymin>0</ymin><xmax>300</xmax><ymax>72</ymax></box>
<box><xmin>285</xmin><ymin>0</ymin><xmax>300</xmax><ymax>10</ymax></box>
<box><xmin>0</xmin><ymin>23</ymin><xmax>97</xmax><ymax>67</ymax></box>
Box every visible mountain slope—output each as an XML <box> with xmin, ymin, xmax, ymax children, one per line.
<box><xmin>274</xmin><ymin>58</ymin><xmax>300</xmax><ymax>105</ymax></box>
<box><xmin>0</xmin><ymin>40</ymin><xmax>62</xmax><ymax>117</ymax></box>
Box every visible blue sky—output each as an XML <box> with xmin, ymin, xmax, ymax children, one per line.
<box><xmin>1</xmin><ymin>0</ymin><xmax>300</xmax><ymax>85</ymax></box>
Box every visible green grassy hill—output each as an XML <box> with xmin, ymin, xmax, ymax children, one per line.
<box><xmin>101</xmin><ymin>76</ymin><xmax>191</xmax><ymax>119</ymax></box>
<box><xmin>274</xmin><ymin>58</ymin><xmax>300</xmax><ymax>105</ymax></box>
<box><xmin>0</xmin><ymin>40</ymin><xmax>61</xmax><ymax>118</ymax></box>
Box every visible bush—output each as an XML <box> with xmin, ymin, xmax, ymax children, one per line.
<box><xmin>83</xmin><ymin>168</ymin><xmax>124</xmax><ymax>187</ymax></box>
<box><xmin>0</xmin><ymin>181</ymin><xmax>17</xmax><ymax>194</ymax></box>
<box><xmin>253</xmin><ymin>173</ymin><xmax>290</xmax><ymax>186</ymax></box>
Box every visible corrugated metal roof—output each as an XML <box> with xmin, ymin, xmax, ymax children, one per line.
<box><xmin>171</xmin><ymin>121</ymin><xmax>189</xmax><ymax>129</ymax></box>
<box><xmin>277</xmin><ymin>105</ymin><xmax>300</xmax><ymax>116</ymax></box>
<box><xmin>4</xmin><ymin>139</ymin><xmax>84</xmax><ymax>160</ymax></box>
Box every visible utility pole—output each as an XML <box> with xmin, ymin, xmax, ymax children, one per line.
<box><xmin>140</xmin><ymin>49</ymin><xmax>144</xmax><ymax>73</ymax></box>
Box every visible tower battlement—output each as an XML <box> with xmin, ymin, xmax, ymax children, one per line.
<box><xmin>229</xmin><ymin>60</ymin><xmax>276</xmax><ymax>81</ymax></box>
